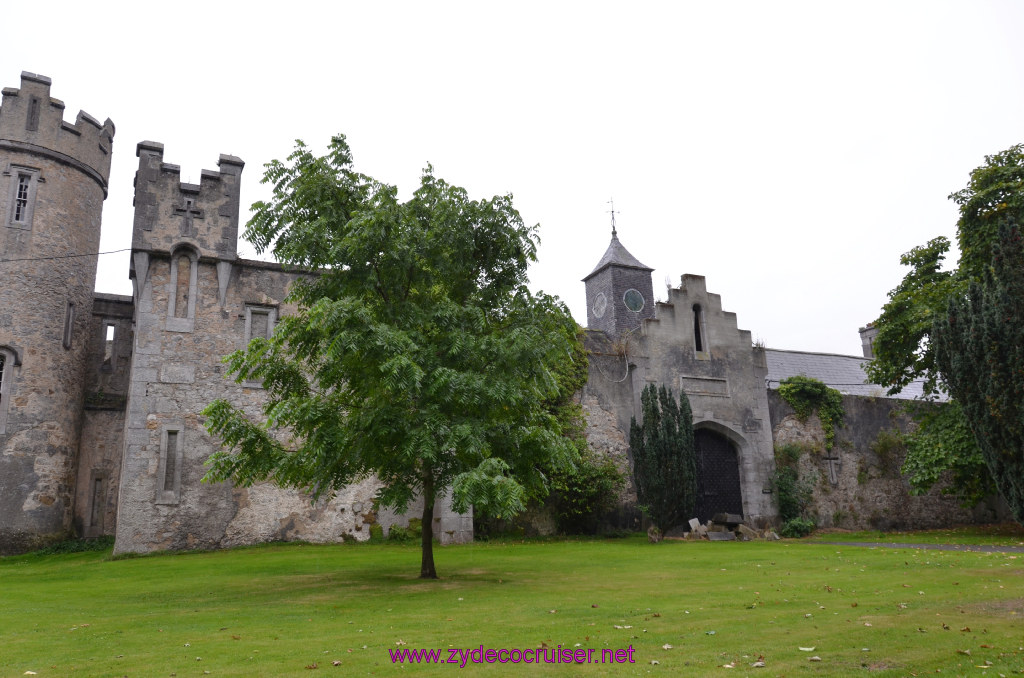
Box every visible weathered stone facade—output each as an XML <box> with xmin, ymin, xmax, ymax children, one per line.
<box><xmin>0</xmin><ymin>73</ymin><xmax>115</xmax><ymax>553</ymax></box>
<box><xmin>581</xmin><ymin>231</ymin><xmax>1006</xmax><ymax>533</ymax></box>
<box><xmin>0</xmin><ymin>72</ymin><xmax>1006</xmax><ymax>554</ymax></box>
<box><xmin>0</xmin><ymin>73</ymin><xmax>471</xmax><ymax>555</ymax></box>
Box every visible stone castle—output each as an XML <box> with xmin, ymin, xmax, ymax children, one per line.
<box><xmin>0</xmin><ymin>73</ymin><xmax>998</xmax><ymax>555</ymax></box>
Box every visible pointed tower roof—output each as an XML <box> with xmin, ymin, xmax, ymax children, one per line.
<box><xmin>582</xmin><ymin>233</ymin><xmax>653</xmax><ymax>282</ymax></box>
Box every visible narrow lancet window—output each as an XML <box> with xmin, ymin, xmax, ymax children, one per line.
<box><xmin>63</xmin><ymin>302</ymin><xmax>75</xmax><ymax>350</ymax></box>
<box><xmin>163</xmin><ymin>431</ymin><xmax>178</xmax><ymax>492</ymax></box>
<box><xmin>174</xmin><ymin>256</ymin><xmax>190</xmax><ymax>318</ymax></box>
<box><xmin>693</xmin><ymin>304</ymin><xmax>705</xmax><ymax>353</ymax></box>
<box><xmin>0</xmin><ymin>348</ymin><xmax>13</xmax><ymax>434</ymax></box>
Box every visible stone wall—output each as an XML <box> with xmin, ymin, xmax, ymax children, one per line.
<box><xmin>767</xmin><ymin>391</ymin><xmax>1007</xmax><ymax>530</ymax></box>
<box><xmin>0</xmin><ymin>73</ymin><xmax>114</xmax><ymax>553</ymax></box>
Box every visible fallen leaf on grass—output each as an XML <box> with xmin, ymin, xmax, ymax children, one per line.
<box><xmin>332</xmin><ymin>661</ymin><xmax>342</xmax><ymax>666</ymax></box>
<box><xmin>957</xmin><ymin>649</ymin><xmax>972</xmax><ymax>656</ymax></box>
<box><xmin>662</xmin><ymin>644</ymin><xmax>673</xmax><ymax>650</ymax></box>
<box><xmin>305</xmin><ymin>662</ymin><xmax>318</xmax><ymax>669</ymax></box>
<box><xmin>232</xmin><ymin>635</ymin><xmax>241</xmax><ymax>640</ymax></box>
<box><xmin>750</xmin><ymin>661</ymin><xmax>766</xmax><ymax>667</ymax></box>
<box><xmin>650</xmin><ymin>660</ymin><xmax>660</xmax><ymax>665</ymax></box>
<box><xmin>809</xmin><ymin>656</ymin><xmax>822</xmax><ymax>662</ymax></box>
<box><xmin>722</xmin><ymin>662</ymin><xmax>735</xmax><ymax>668</ymax></box>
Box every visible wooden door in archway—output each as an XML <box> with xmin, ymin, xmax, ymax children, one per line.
<box><xmin>694</xmin><ymin>428</ymin><xmax>744</xmax><ymax>523</ymax></box>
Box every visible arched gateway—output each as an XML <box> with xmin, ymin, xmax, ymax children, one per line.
<box><xmin>693</xmin><ymin>428</ymin><xmax>744</xmax><ymax>523</ymax></box>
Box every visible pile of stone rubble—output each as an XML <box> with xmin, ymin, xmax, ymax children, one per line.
<box><xmin>669</xmin><ymin>513</ymin><xmax>780</xmax><ymax>541</ymax></box>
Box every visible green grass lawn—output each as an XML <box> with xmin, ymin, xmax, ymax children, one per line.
<box><xmin>2</xmin><ymin>534</ymin><xmax>1022</xmax><ymax>677</ymax></box>
<box><xmin>805</xmin><ymin>523</ymin><xmax>1024</xmax><ymax>547</ymax></box>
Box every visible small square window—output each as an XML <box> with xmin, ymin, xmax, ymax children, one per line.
<box><xmin>245</xmin><ymin>305</ymin><xmax>277</xmax><ymax>343</ymax></box>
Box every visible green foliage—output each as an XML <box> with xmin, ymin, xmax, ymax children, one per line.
<box><xmin>777</xmin><ymin>376</ymin><xmax>845</xmax><ymax>451</ymax></box>
<box><xmin>950</xmin><ymin>144</ymin><xmax>1024</xmax><ymax>278</ymax></box>
<box><xmin>934</xmin><ymin>223</ymin><xmax>1024</xmax><ymax>524</ymax></box>
<box><xmin>201</xmin><ymin>135</ymin><xmax>581</xmax><ymax>578</ymax></box>
<box><xmin>864</xmin><ymin>237</ymin><xmax>959</xmax><ymax>397</ymax></box>
<box><xmin>779</xmin><ymin>517</ymin><xmax>816</xmax><ymax>538</ymax></box>
<box><xmin>899</xmin><ymin>401</ymin><xmax>993</xmax><ymax>505</ymax></box>
<box><xmin>866</xmin><ymin>147</ymin><xmax>1024</xmax><ymax>496</ymax></box>
<box><xmin>771</xmin><ymin>444</ymin><xmax>814</xmax><ymax>523</ymax></box>
<box><xmin>547</xmin><ymin>451</ymin><xmax>625</xmax><ymax>534</ymax></box>
<box><xmin>869</xmin><ymin>428</ymin><xmax>904</xmax><ymax>478</ymax></box>
<box><xmin>30</xmin><ymin>535</ymin><xmax>114</xmax><ymax>556</ymax></box>
<box><xmin>629</xmin><ymin>384</ymin><xmax>698</xmax><ymax>534</ymax></box>
<box><xmin>368</xmin><ymin>523</ymin><xmax>384</xmax><ymax>542</ymax></box>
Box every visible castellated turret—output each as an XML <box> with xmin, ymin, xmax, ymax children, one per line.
<box><xmin>0</xmin><ymin>73</ymin><xmax>115</xmax><ymax>553</ymax></box>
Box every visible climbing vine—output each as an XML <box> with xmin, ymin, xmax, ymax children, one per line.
<box><xmin>778</xmin><ymin>375</ymin><xmax>845</xmax><ymax>451</ymax></box>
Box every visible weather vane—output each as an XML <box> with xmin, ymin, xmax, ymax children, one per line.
<box><xmin>607</xmin><ymin>198</ymin><xmax>619</xmax><ymax>238</ymax></box>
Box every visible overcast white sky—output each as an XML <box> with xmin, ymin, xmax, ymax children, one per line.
<box><xmin>5</xmin><ymin>1</ymin><xmax>1024</xmax><ymax>356</ymax></box>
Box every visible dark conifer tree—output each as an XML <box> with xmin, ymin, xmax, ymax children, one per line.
<box><xmin>629</xmin><ymin>384</ymin><xmax>698</xmax><ymax>540</ymax></box>
<box><xmin>934</xmin><ymin>223</ymin><xmax>1024</xmax><ymax>525</ymax></box>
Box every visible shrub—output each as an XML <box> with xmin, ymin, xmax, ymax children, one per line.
<box><xmin>548</xmin><ymin>453</ymin><xmax>625</xmax><ymax>535</ymax></box>
<box><xmin>780</xmin><ymin>517</ymin><xmax>816</xmax><ymax>538</ymax></box>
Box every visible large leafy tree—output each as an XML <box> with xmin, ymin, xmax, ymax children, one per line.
<box><xmin>865</xmin><ymin>144</ymin><xmax>1024</xmax><ymax>500</ymax></box>
<box><xmin>202</xmin><ymin>135</ymin><xmax>580</xmax><ymax>578</ymax></box>
<box><xmin>934</xmin><ymin>224</ymin><xmax>1024</xmax><ymax>524</ymax></box>
<box><xmin>629</xmin><ymin>384</ymin><xmax>698</xmax><ymax>541</ymax></box>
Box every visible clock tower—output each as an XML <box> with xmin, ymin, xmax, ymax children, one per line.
<box><xmin>582</xmin><ymin>226</ymin><xmax>655</xmax><ymax>338</ymax></box>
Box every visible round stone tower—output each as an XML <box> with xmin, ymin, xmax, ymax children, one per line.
<box><xmin>0</xmin><ymin>72</ymin><xmax>115</xmax><ymax>553</ymax></box>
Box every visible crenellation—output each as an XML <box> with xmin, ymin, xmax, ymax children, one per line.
<box><xmin>0</xmin><ymin>73</ymin><xmax>114</xmax><ymax>193</ymax></box>
<box><xmin>132</xmin><ymin>141</ymin><xmax>243</xmax><ymax>260</ymax></box>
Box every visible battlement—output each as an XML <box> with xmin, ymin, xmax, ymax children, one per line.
<box><xmin>132</xmin><ymin>141</ymin><xmax>244</xmax><ymax>260</ymax></box>
<box><xmin>0</xmin><ymin>72</ymin><xmax>115</xmax><ymax>192</ymax></box>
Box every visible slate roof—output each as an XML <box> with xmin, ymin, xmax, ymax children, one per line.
<box><xmin>764</xmin><ymin>348</ymin><xmax>942</xmax><ymax>401</ymax></box>
<box><xmin>582</xmin><ymin>234</ymin><xmax>653</xmax><ymax>281</ymax></box>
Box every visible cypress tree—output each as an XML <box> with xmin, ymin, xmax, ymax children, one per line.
<box><xmin>629</xmin><ymin>384</ymin><xmax>698</xmax><ymax>541</ymax></box>
<box><xmin>934</xmin><ymin>222</ymin><xmax>1024</xmax><ymax>525</ymax></box>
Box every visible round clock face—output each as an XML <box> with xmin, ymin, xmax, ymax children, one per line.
<box><xmin>623</xmin><ymin>288</ymin><xmax>645</xmax><ymax>313</ymax></box>
<box><xmin>593</xmin><ymin>292</ymin><xmax>608</xmax><ymax>319</ymax></box>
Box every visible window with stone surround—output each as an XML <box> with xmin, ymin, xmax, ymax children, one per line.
<box><xmin>62</xmin><ymin>301</ymin><xmax>75</xmax><ymax>350</ymax></box>
<box><xmin>0</xmin><ymin>346</ymin><xmax>17</xmax><ymax>435</ymax></box>
<box><xmin>245</xmin><ymin>305</ymin><xmax>277</xmax><ymax>344</ymax></box>
<box><xmin>156</xmin><ymin>426</ymin><xmax>183</xmax><ymax>504</ymax></box>
<box><xmin>5</xmin><ymin>166</ymin><xmax>41</xmax><ymax>229</ymax></box>
<box><xmin>166</xmin><ymin>247</ymin><xmax>198</xmax><ymax>332</ymax></box>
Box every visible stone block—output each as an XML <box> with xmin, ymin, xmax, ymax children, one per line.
<box><xmin>688</xmin><ymin>517</ymin><xmax>701</xmax><ymax>532</ymax></box>
<box><xmin>737</xmin><ymin>523</ymin><xmax>759</xmax><ymax>540</ymax></box>
<box><xmin>713</xmin><ymin>512</ymin><xmax>744</xmax><ymax>526</ymax></box>
<box><xmin>707</xmin><ymin>531</ymin><xmax>736</xmax><ymax>541</ymax></box>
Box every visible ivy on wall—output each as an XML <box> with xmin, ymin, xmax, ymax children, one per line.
<box><xmin>778</xmin><ymin>375</ymin><xmax>845</xmax><ymax>451</ymax></box>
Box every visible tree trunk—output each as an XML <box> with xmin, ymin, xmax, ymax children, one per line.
<box><xmin>419</xmin><ymin>469</ymin><xmax>438</xmax><ymax>579</ymax></box>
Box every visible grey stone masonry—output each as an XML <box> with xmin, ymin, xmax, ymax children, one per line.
<box><xmin>132</xmin><ymin>142</ymin><xmax>243</xmax><ymax>261</ymax></box>
<box><xmin>583</xmin><ymin>266</ymin><xmax>776</xmax><ymax>527</ymax></box>
<box><xmin>0</xmin><ymin>72</ymin><xmax>115</xmax><ymax>194</ymax></box>
<box><xmin>0</xmin><ymin>74</ymin><xmax>114</xmax><ymax>553</ymax></box>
